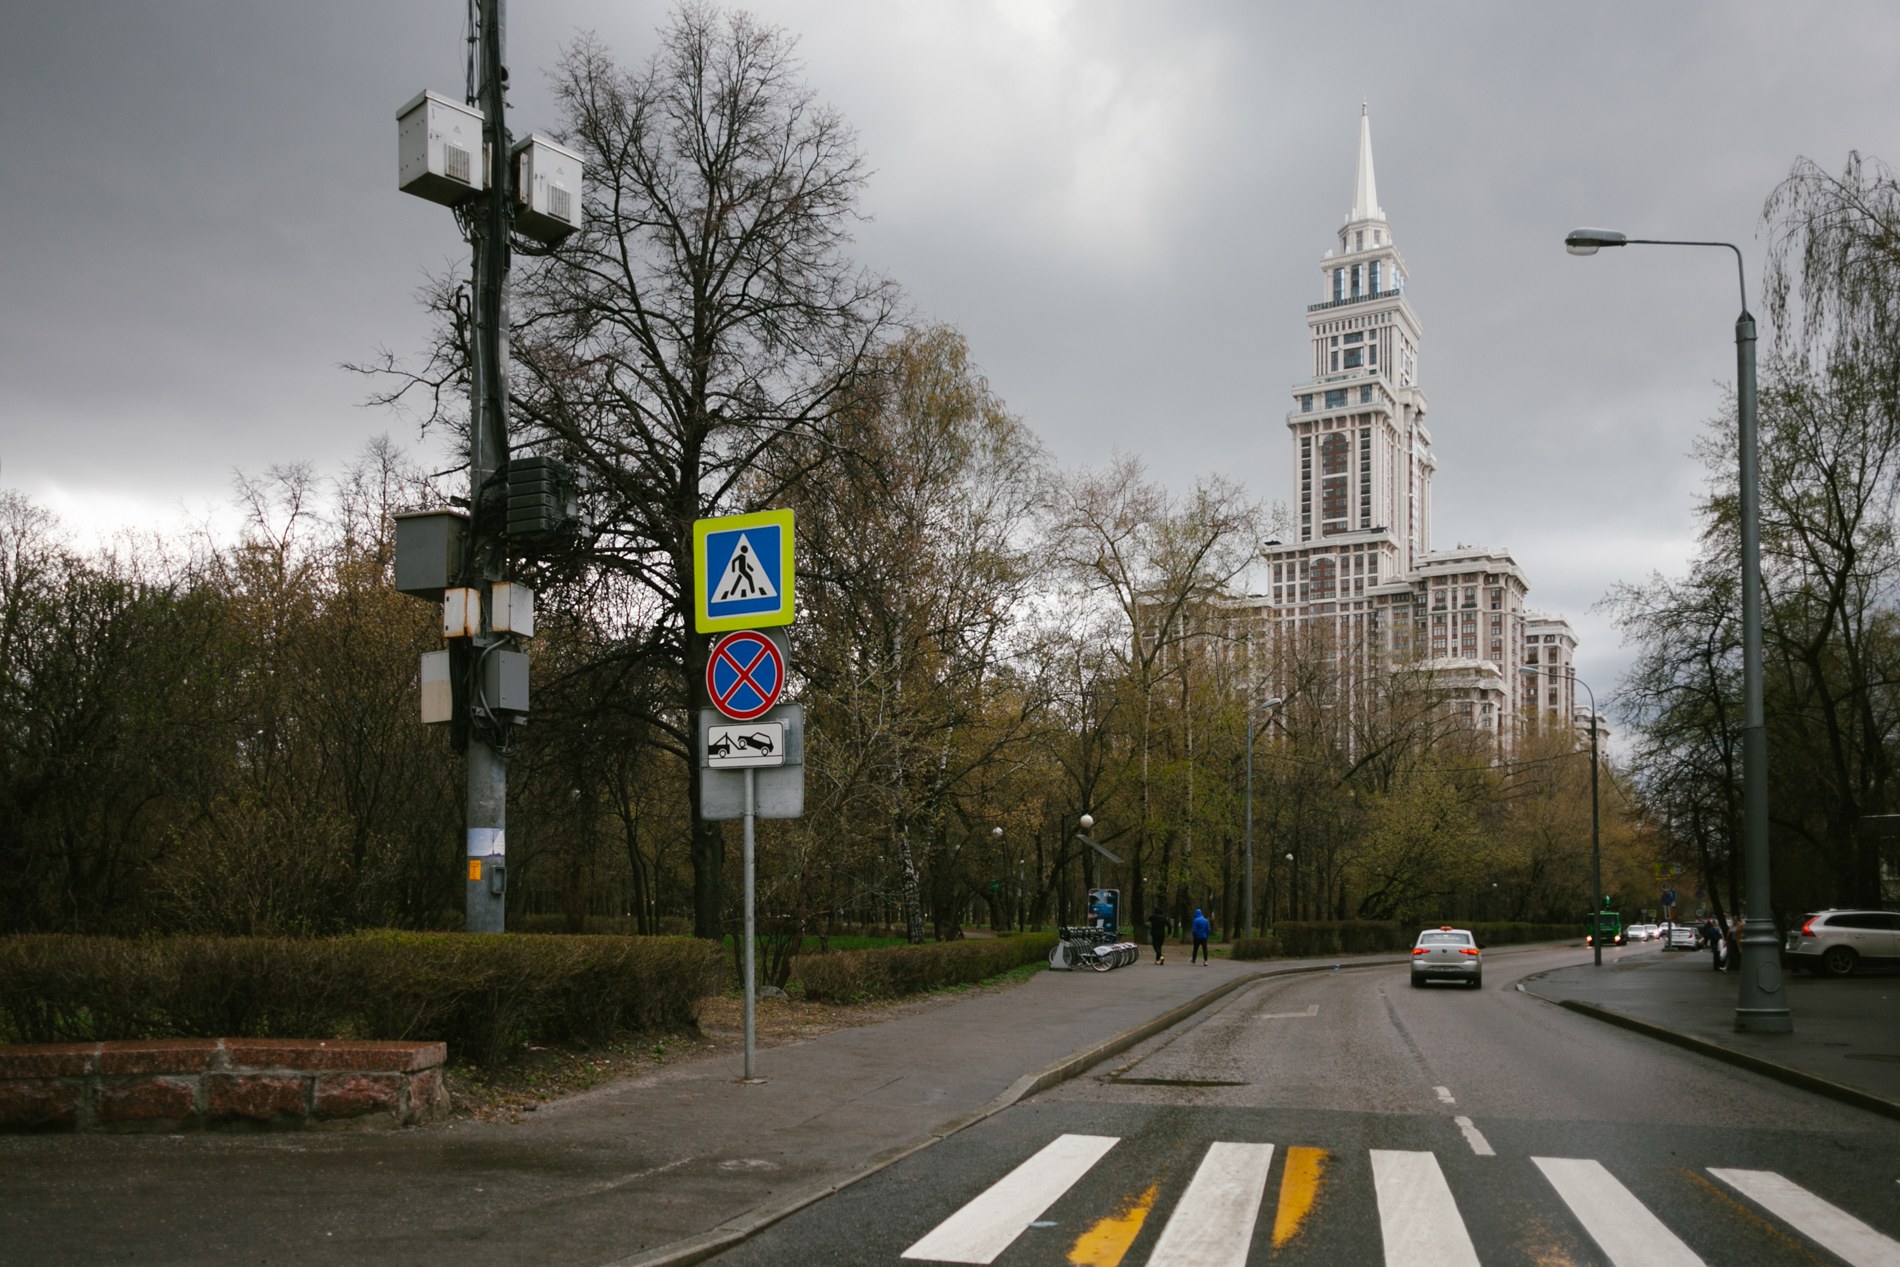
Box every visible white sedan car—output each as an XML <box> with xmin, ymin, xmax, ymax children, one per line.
<box><xmin>1410</xmin><ymin>926</ymin><xmax>1481</xmax><ymax>988</ymax></box>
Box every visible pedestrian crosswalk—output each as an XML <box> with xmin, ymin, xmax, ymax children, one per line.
<box><xmin>899</xmin><ymin>1132</ymin><xmax>1900</xmax><ymax>1266</ymax></box>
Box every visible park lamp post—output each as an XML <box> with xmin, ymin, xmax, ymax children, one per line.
<box><xmin>1243</xmin><ymin>696</ymin><xmax>1284</xmax><ymax>939</ymax></box>
<box><xmin>1521</xmin><ymin>665</ymin><xmax>1604</xmax><ymax>967</ymax></box>
<box><xmin>1564</xmin><ymin>227</ymin><xmax>1792</xmax><ymax>1033</ymax></box>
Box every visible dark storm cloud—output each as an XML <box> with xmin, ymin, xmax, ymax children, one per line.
<box><xmin>4</xmin><ymin>0</ymin><xmax>1898</xmax><ymax>696</ymax></box>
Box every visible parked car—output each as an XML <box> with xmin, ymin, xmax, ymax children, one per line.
<box><xmin>1664</xmin><ymin>924</ymin><xmax>1699</xmax><ymax>951</ymax></box>
<box><xmin>1784</xmin><ymin>910</ymin><xmax>1900</xmax><ymax>977</ymax></box>
<box><xmin>1410</xmin><ymin>926</ymin><xmax>1482</xmax><ymax>989</ymax></box>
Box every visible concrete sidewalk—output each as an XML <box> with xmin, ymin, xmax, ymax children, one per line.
<box><xmin>0</xmin><ymin>953</ymin><xmax>1361</xmax><ymax>1267</ymax></box>
<box><xmin>1520</xmin><ymin>946</ymin><xmax>1900</xmax><ymax>1120</ymax></box>
<box><xmin>5</xmin><ymin>943</ymin><xmax>1894</xmax><ymax>1267</ymax></box>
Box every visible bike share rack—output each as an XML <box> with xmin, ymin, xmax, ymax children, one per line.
<box><xmin>1048</xmin><ymin>925</ymin><xmax>1141</xmax><ymax>971</ymax></box>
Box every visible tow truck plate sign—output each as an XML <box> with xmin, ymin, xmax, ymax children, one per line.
<box><xmin>705</xmin><ymin>721</ymin><xmax>785</xmax><ymax>768</ymax></box>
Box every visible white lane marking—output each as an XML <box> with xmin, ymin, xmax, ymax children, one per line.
<box><xmin>1144</xmin><ymin>1141</ymin><xmax>1276</xmax><ymax>1267</ymax></box>
<box><xmin>900</xmin><ymin>1133</ymin><xmax>1118</xmax><ymax>1264</ymax></box>
<box><xmin>1533</xmin><ymin>1156</ymin><xmax>1705</xmax><ymax>1266</ymax></box>
<box><xmin>1261</xmin><ymin>1003</ymin><xmax>1320</xmax><ymax>1019</ymax></box>
<box><xmin>1433</xmin><ymin>1085</ymin><xmax>1455</xmax><ymax>1104</ymax></box>
<box><xmin>1369</xmin><ymin>1149</ymin><xmax>1480</xmax><ymax>1267</ymax></box>
<box><xmin>1452</xmin><ymin>1116</ymin><xmax>1494</xmax><ymax>1157</ymax></box>
<box><xmin>1710</xmin><ymin>1168</ymin><xmax>1900</xmax><ymax>1267</ymax></box>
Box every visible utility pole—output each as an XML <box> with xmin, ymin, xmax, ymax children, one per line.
<box><xmin>462</xmin><ymin>0</ymin><xmax>513</xmax><ymax>934</ymax></box>
<box><xmin>397</xmin><ymin>1</ymin><xmax>580</xmax><ymax>933</ymax></box>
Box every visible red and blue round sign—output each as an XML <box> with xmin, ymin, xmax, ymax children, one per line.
<box><xmin>706</xmin><ymin>630</ymin><xmax>785</xmax><ymax>721</ymax></box>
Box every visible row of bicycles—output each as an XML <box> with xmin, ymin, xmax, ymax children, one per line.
<box><xmin>1049</xmin><ymin>925</ymin><xmax>1142</xmax><ymax>972</ymax></box>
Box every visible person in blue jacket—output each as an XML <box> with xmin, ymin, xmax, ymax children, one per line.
<box><xmin>1190</xmin><ymin>908</ymin><xmax>1212</xmax><ymax>964</ymax></box>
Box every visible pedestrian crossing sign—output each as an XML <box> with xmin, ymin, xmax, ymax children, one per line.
<box><xmin>694</xmin><ymin>509</ymin><xmax>795</xmax><ymax>632</ymax></box>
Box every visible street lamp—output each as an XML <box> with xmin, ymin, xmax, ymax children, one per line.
<box><xmin>992</xmin><ymin>826</ymin><xmax>1005</xmax><ymax>931</ymax></box>
<box><xmin>1521</xmin><ymin>665</ymin><xmax>1603</xmax><ymax>966</ymax></box>
<box><xmin>1564</xmin><ymin>227</ymin><xmax>1792</xmax><ymax>1033</ymax></box>
<box><xmin>1243</xmin><ymin>696</ymin><xmax>1284</xmax><ymax>939</ymax></box>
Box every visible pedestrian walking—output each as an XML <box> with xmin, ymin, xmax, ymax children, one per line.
<box><xmin>1148</xmin><ymin>909</ymin><xmax>1168</xmax><ymax>964</ymax></box>
<box><xmin>1704</xmin><ymin>916</ymin><xmax>1724</xmax><ymax>971</ymax></box>
<box><xmin>1190</xmin><ymin>907</ymin><xmax>1212</xmax><ymax>964</ymax></box>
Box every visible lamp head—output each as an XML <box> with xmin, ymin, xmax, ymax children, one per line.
<box><xmin>1079</xmin><ymin>813</ymin><xmax>1094</xmax><ymax>832</ymax></box>
<box><xmin>991</xmin><ymin>826</ymin><xmax>1003</xmax><ymax>839</ymax></box>
<box><xmin>1260</xmin><ymin>696</ymin><xmax>1284</xmax><ymax>709</ymax></box>
<box><xmin>1565</xmin><ymin>227</ymin><xmax>1628</xmax><ymax>256</ymax></box>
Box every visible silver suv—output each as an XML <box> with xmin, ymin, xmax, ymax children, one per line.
<box><xmin>1783</xmin><ymin>910</ymin><xmax>1900</xmax><ymax>977</ymax></box>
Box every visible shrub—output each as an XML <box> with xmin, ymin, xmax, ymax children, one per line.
<box><xmin>792</xmin><ymin>933</ymin><xmax>1056</xmax><ymax>1002</ymax></box>
<box><xmin>1227</xmin><ymin>935</ymin><xmax>1282</xmax><ymax>961</ymax></box>
<box><xmin>0</xmin><ymin>933</ymin><xmax>723</xmax><ymax>1067</ymax></box>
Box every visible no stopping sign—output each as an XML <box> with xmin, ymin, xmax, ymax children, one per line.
<box><xmin>706</xmin><ymin>630</ymin><xmax>784</xmax><ymax>721</ymax></box>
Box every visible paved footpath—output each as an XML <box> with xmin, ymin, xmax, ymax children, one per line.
<box><xmin>0</xmin><ymin>955</ymin><xmax>1339</xmax><ymax>1267</ymax></box>
<box><xmin>1520</xmin><ymin>942</ymin><xmax>1900</xmax><ymax>1121</ymax></box>
<box><xmin>2</xmin><ymin>943</ymin><xmax>1893</xmax><ymax>1267</ymax></box>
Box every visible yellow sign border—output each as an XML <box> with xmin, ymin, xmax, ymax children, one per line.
<box><xmin>694</xmin><ymin>509</ymin><xmax>795</xmax><ymax>633</ymax></box>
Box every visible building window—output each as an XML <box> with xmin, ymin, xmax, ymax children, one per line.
<box><xmin>1369</xmin><ymin>260</ymin><xmax>1380</xmax><ymax>292</ymax></box>
<box><xmin>1301</xmin><ymin>394</ymin><xmax>1313</xmax><ymax>411</ymax></box>
<box><xmin>1344</xmin><ymin>348</ymin><xmax>1363</xmax><ymax>368</ymax></box>
<box><xmin>1333</xmin><ymin>269</ymin><xmax>1344</xmax><ymax>301</ymax></box>
<box><xmin>1325</xmin><ymin>389</ymin><xmax>1347</xmax><ymax>408</ymax></box>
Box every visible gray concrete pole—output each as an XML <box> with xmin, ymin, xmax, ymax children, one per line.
<box><xmin>1243</xmin><ymin>711</ymin><xmax>1254</xmax><ymax>941</ymax></box>
<box><xmin>1585</xmin><ymin>678</ymin><xmax>1601</xmax><ymax>968</ymax></box>
<box><xmin>464</xmin><ymin>0</ymin><xmax>513</xmax><ymax>934</ymax></box>
<box><xmin>1734</xmin><ymin>305</ymin><xmax>1793</xmax><ymax>1033</ymax></box>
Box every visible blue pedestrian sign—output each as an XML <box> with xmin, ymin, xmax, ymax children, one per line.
<box><xmin>694</xmin><ymin>509</ymin><xmax>795</xmax><ymax>633</ymax></box>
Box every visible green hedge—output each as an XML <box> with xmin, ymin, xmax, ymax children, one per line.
<box><xmin>792</xmin><ymin>933</ymin><xmax>1057</xmax><ymax>1002</ymax></box>
<box><xmin>0</xmin><ymin>933</ymin><xmax>722</xmax><ymax>1067</ymax></box>
<box><xmin>1250</xmin><ymin>920</ymin><xmax>1575</xmax><ymax>959</ymax></box>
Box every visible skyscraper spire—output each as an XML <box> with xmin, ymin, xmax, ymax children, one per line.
<box><xmin>1352</xmin><ymin>102</ymin><xmax>1383</xmax><ymax>223</ymax></box>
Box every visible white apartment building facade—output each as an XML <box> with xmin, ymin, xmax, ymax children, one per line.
<box><xmin>1247</xmin><ymin>108</ymin><xmax>1579</xmax><ymax>751</ymax></box>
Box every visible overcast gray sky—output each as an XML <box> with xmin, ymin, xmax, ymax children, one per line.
<box><xmin>4</xmin><ymin>1</ymin><xmax>1896</xmax><ymax>709</ymax></box>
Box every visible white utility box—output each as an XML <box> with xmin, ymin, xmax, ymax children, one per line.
<box><xmin>443</xmin><ymin>587</ymin><xmax>482</xmax><ymax>639</ymax></box>
<box><xmin>420</xmin><ymin>651</ymin><xmax>453</xmax><ymax>724</ymax></box>
<box><xmin>491</xmin><ymin>582</ymin><xmax>536</xmax><ymax>637</ymax></box>
<box><xmin>512</xmin><ymin>134</ymin><xmax>584</xmax><ymax>242</ymax></box>
<box><xmin>398</xmin><ymin>90</ymin><xmax>485</xmax><ymax>206</ymax></box>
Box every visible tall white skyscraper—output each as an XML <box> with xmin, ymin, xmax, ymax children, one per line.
<box><xmin>1251</xmin><ymin>108</ymin><xmax>1579</xmax><ymax>748</ymax></box>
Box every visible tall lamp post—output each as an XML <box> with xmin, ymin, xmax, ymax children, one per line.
<box><xmin>1243</xmin><ymin>696</ymin><xmax>1284</xmax><ymax>939</ymax></box>
<box><xmin>1564</xmin><ymin>228</ymin><xmax>1792</xmax><ymax>1033</ymax></box>
<box><xmin>1521</xmin><ymin>666</ymin><xmax>1603</xmax><ymax>966</ymax></box>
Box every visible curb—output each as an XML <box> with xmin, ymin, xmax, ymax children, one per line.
<box><xmin>603</xmin><ymin>957</ymin><xmax>1395</xmax><ymax>1267</ymax></box>
<box><xmin>1542</xmin><ymin>996</ymin><xmax>1900</xmax><ymax>1124</ymax></box>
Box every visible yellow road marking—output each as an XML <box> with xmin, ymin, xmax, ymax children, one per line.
<box><xmin>1067</xmin><ymin>1182</ymin><xmax>1158</xmax><ymax>1266</ymax></box>
<box><xmin>1272</xmin><ymin>1145</ymin><xmax>1328</xmax><ymax>1248</ymax></box>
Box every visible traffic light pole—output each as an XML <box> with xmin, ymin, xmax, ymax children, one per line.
<box><xmin>464</xmin><ymin>0</ymin><xmax>512</xmax><ymax>933</ymax></box>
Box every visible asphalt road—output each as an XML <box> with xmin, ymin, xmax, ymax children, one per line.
<box><xmin>710</xmin><ymin>942</ymin><xmax>1900</xmax><ymax>1265</ymax></box>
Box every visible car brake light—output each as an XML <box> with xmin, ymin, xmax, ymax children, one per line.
<box><xmin>1459</xmin><ymin>947</ymin><xmax>1479</xmax><ymax>956</ymax></box>
<box><xmin>1585</xmin><ymin>934</ymin><xmax>1594</xmax><ymax>944</ymax></box>
<box><xmin>1800</xmin><ymin>916</ymin><xmax>1818</xmax><ymax>938</ymax></box>
<box><xmin>1412</xmin><ymin>947</ymin><xmax>1431</xmax><ymax>955</ymax></box>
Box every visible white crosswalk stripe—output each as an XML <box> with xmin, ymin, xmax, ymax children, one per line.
<box><xmin>900</xmin><ymin>1132</ymin><xmax>1117</xmax><ymax>1264</ymax></box>
<box><xmin>1369</xmin><ymin>1149</ymin><xmax>1481</xmax><ymax>1267</ymax></box>
<box><xmin>1534</xmin><ymin>1156</ymin><xmax>1705</xmax><ymax>1266</ymax></box>
<box><xmin>1710</xmin><ymin>1169</ymin><xmax>1900</xmax><ymax>1267</ymax></box>
<box><xmin>900</xmin><ymin>1134</ymin><xmax>1900</xmax><ymax>1266</ymax></box>
<box><xmin>1144</xmin><ymin>1141</ymin><xmax>1275</xmax><ymax>1267</ymax></box>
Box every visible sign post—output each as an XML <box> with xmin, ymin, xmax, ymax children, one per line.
<box><xmin>694</xmin><ymin>509</ymin><xmax>797</xmax><ymax>1082</ymax></box>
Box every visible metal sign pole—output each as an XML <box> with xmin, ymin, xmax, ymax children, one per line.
<box><xmin>743</xmin><ymin>766</ymin><xmax>757</xmax><ymax>1081</ymax></box>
